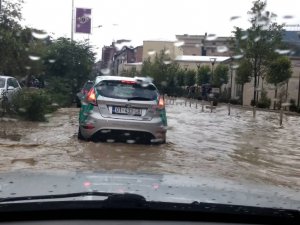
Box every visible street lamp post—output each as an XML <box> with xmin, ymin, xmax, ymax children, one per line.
<box><xmin>87</xmin><ymin>25</ymin><xmax>103</xmax><ymax>45</ymax></box>
<box><xmin>210</xmin><ymin>57</ymin><xmax>216</xmax><ymax>86</ymax></box>
<box><xmin>71</xmin><ymin>0</ymin><xmax>74</xmax><ymax>41</ymax></box>
<box><xmin>230</xmin><ymin>63</ymin><xmax>233</xmax><ymax>101</ymax></box>
<box><xmin>298</xmin><ymin>72</ymin><xmax>300</xmax><ymax>107</ymax></box>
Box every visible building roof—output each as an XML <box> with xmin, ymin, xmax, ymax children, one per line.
<box><xmin>143</xmin><ymin>39</ymin><xmax>176</xmax><ymax>43</ymax></box>
<box><xmin>175</xmin><ymin>55</ymin><xmax>230</xmax><ymax>62</ymax></box>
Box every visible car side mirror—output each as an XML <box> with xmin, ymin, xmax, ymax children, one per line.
<box><xmin>7</xmin><ymin>86</ymin><xmax>14</xmax><ymax>91</ymax></box>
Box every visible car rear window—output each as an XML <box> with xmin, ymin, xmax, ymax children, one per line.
<box><xmin>0</xmin><ymin>78</ymin><xmax>5</xmax><ymax>88</ymax></box>
<box><xmin>95</xmin><ymin>80</ymin><xmax>158</xmax><ymax>100</ymax></box>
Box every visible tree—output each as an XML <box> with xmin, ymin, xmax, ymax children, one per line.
<box><xmin>236</xmin><ymin>59</ymin><xmax>252</xmax><ymax>105</ymax></box>
<box><xmin>212</xmin><ymin>64</ymin><xmax>229</xmax><ymax>88</ymax></box>
<box><xmin>0</xmin><ymin>0</ymin><xmax>25</xmax><ymax>75</ymax></box>
<box><xmin>44</xmin><ymin>38</ymin><xmax>95</xmax><ymax>104</ymax></box>
<box><xmin>120</xmin><ymin>67</ymin><xmax>140</xmax><ymax>77</ymax></box>
<box><xmin>174</xmin><ymin>68</ymin><xmax>185</xmax><ymax>87</ymax></box>
<box><xmin>141</xmin><ymin>49</ymin><xmax>180</xmax><ymax>94</ymax></box>
<box><xmin>232</xmin><ymin>0</ymin><xmax>284</xmax><ymax>106</ymax></box>
<box><xmin>266</xmin><ymin>56</ymin><xmax>292</xmax><ymax>108</ymax></box>
<box><xmin>184</xmin><ymin>69</ymin><xmax>196</xmax><ymax>86</ymax></box>
<box><xmin>0</xmin><ymin>0</ymin><xmax>50</xmax><ymax>79</ymax></box>
<box><xmin>196</xmin><ymin>65</ymin><xmax>210</xmax><ymax>85</ymax></box>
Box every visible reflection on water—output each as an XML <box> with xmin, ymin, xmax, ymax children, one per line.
<box><xmin>0</xmin><ymin>105</ymin><xmax>299</xmax><ymax>190</ymax></box>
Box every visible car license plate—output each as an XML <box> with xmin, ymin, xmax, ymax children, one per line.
<box><xmin>112</xmin><ymin>106</ymin><xmax>142</xmax><ymax>116</ymax></box>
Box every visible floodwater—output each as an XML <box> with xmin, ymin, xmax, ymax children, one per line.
<box><xmin>0</xmin><ymin>101</ymin><xmax>300</xmax><ymax>190</ymax></box>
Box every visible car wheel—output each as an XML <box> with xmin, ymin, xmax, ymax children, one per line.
<box><xmin>76</xmin><ymin>98</ymin><xmax>81</xmax><ymax>108</ymax></box>
<box><xmin>77</xmin><ymin>127</ymin><xmax>85</xmax><ymax>140</ymax></box>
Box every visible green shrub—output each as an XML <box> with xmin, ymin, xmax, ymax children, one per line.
<box><xmin>45</xmin><ymin>77</ymin><xmax>74</xmax><ymax>107</ymax></box>
<box><xmin>12</xmin><ymin>88</ymin><xmax>53</xmax><ymax>121</ymax></box>
<box><xmin>257</xmin><ymin>90</ymin><xmax>271</xmax><ymax>109</ymax></box>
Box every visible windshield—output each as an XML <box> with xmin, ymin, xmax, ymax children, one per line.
<box><xmin>1</xmin><ymin>0</ymin><xmax>300</xmax><ymax>214</ymax></box>
<box><xmin>96</xmin><ymin>80</ymin><xmax>158</xmax><ymax>100</ymax></box>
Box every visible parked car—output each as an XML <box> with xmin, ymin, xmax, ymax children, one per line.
<box><xmin>0</xmin><ymin>75</ymin><xmax>22</xmax><ymax>104</ymax></box>
<box><xmin>78</xmin><ymin>76</ymin><xmax>167</xmax><ymax>144</ymax></box>
<box><xmin>76</xmin><ymin>80</ymin><xmax>94</xmax><ymax>107</ymax></box>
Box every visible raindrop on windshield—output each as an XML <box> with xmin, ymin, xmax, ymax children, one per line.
<box><xmin>275</xmin><ymin>49</ymin><xmax>291</xmax><ymax>55</ymax></box>
<box><xmin>29</xmin><ymin>55</ymin><xmax>41</xmax><ymax>61</ymax></box>
<box><xmin>233</xmin><ymin>54</ymin><xmax>243</xmax><ymax>59</ymax></box>
<box><xmin>48</xmin><ymin>59</ymin><xmax>56</xmax><ymax>63</ymax></box>
<box><xmin>163</xmin><ymin>61</ymin><xmax>172</xmax><ymax>65</ymax></box>
<box><xmin>18</xmin><ymin>108</ymin><xmax>26</xmax><ymax>113</ymax></box>
<box><xmin>164</xmin><ymin>49</ymin><xmax>170</xmax><ymax>54</ymax></box>
<box><xmin>147</xmin><ymin>50</ymin><xmax>156</xmax><ymax>55</ymax></box>
<box><xmin>256</xmin><ymin>19</ymin><xmax>268</xmax><ymax>26</ymax></box>
<box><xmin>254</xmin><ymin>36</ymin><xmax>261</xmax><ymax>42</ymax></box>
<box><xmin>195</xmin><ymin>43</ymin><xmax>202</xmax><ymax>48</ymax></box>
<box><xmin>25</xmin><ymin>66</ymin><xmax>31</xmax><ymax>70</ymax></box>
<box><xmin>217</xmin><ymin>46</ymin><xmax>228</xmax><ymax>53</ymax></box>
<box><xmin>283</xmin><ymin>15</ymin><xmax>294</xmax><ymax>19</ymax></box>
<box><xmin>100</xmin><ymin>130</ymin><xmax>110</xmax><ymax>134</ymax></box>
<box><xmin>107</xmin><ymin>139</ymin><xmax>115</xmax><ymax>143</ymax></box>
<box><xmin>100</xmin><ymin>68</ymin><xmax>110</xmax><ymax>75</ymax></box>
<box><xmin>231</xmin><ymin>64</ymin><xmax>239</xmax><ymax>69</ymax></box>
<box><xmin>32</xmin><ymin>31</ymin><xmax>48</xmax><ymax>39</ymax></box>
<box><xmin>126</xmin><ymin>140</ymin><xmax>135</xmax><ymax>144</ymax></box>
<box><xmin>206</xmin><ymin>34</ymin><xmax>217</xmax><ymax>41</ymax></box>
<box><xmin>161</xmin><ymin>81</ymin><xmax>167</xmax><ymax>87</ymax></box>
<box><xmin>174</xmin><ymin>41</ymin><xmax>184</xmax><ymax>47</ymax></box>
<box><xmin>230</xmin><ymin>16</ymin><xmax>241</xmax><ymax>21</ymax></box>
<box><xmin>241</xmin><ymin>34</ymin><xmax>248</xmax><ymax>40</ymax></box>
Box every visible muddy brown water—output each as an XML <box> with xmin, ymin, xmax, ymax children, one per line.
<box><xmin>0</xmin><ymin>104</ymin><xmax>299</xmax><ymax>190</ymax></box>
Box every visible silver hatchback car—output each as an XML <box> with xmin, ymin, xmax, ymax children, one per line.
<box><xmin>78</xmin><ymin>76</ymin><xmax>167</xmax><ymax>144</ymax></box>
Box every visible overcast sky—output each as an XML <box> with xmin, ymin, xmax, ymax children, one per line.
<box><xmin>21</xmin><ymin>0</ymin><xmax>300</xmax><ymax>59</ymax></box>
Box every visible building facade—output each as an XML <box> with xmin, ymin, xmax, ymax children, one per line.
<box><xmin>176</xmin><ymin>34</ymin><xmax>232</xmax><ymax>56</ymax></box>
<box><xmin>142</xmin><ymin>40</ymin><xmax>183</xmax><ymax>61</ymax></box>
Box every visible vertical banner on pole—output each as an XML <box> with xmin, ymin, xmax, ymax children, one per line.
<box><xmin>75</xmin><ymin>8</ymin><xmax>92</xmax><ymax>34</ymax></box>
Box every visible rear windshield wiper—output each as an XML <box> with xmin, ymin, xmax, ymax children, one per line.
<box><xmin>127</xmin><ymin>97</ymin><xmax>153</xmax><ymax>101</ymax></box>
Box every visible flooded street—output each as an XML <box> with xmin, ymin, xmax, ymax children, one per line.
<box><xmin>0</xmin><ymin>102</ymin><xmax>300</xmax><ymax>190</ymax></box>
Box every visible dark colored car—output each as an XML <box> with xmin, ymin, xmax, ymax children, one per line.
<box><xmin>76</xmin><ymin>80</ymin><xmax>94</xmax><ymax>107</ymax></box>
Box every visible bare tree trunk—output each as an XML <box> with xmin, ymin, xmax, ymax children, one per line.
<box><xmin>274</xmin><ymin>85</ymin><xmax>277</xmax><ymax>110</ymax></box>
<box><xmin>241</xmin><ymin>84</ymin><xmax>244</xmax><ymax>105</ymax></box>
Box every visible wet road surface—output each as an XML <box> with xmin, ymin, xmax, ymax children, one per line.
<box><xmin>0</xmin><ymin>102</ymin><xmax>300</xmax><ymax>190</ymax></box>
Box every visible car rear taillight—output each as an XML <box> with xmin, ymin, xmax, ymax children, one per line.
<box><xmin>86</xmin><ymin>88</ymin><xmax>97</xmax><ymax>105</ymax></box>
<box><xmin>82</xmin><ymin>124</ymin><xmax>95</xmax><ymax>129</ymax></box>
<box><xmin>157</xmin><ymin>96</ymin><xmax>165</xmax><ymax>109</ymax></box>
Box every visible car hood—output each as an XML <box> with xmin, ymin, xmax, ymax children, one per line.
<box><xmin>0</xmin><ymin>171</ymin><xmax>299</xmax><ymax>210</ymax></box>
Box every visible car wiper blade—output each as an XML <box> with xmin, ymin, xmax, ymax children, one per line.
<box><xmin>0</xmin><ymin>192</ymin><xmax>145</xmax><ymax>203</ymax></box>
<box><xmin>127</xmin><ymin>97</ymin><xmax>152</xmax><ymax>101</ymax></box>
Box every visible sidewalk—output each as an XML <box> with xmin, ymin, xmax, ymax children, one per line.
<box><xmin>165</xmin><ymin>97</ymin><xmax>300</xmax><ymax>116</ymax></box>
<box><xmin>219</xmin><ymin>102</ymin><xmax>300</xmax><ymax>116</ymax></box>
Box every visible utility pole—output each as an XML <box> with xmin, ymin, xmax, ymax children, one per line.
<box><xmin>298</xmin><ymin>72</ymin><xmax>300</xmax><ymax>107</ymax></box>
<box><xmin>71</xmin><ymin>0</ymin><xmax>74</xmax><ymax>41</ymax></box>
<box><xmin>0</xmin><ymin>0</ymin><xmax>2</xmax><ymax>13</ymax></box>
